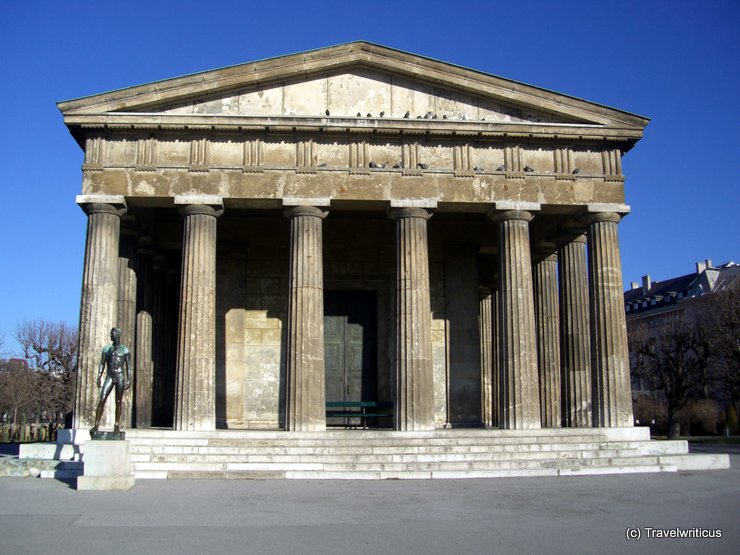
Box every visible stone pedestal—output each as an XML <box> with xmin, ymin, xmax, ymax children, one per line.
<box><xmin>533</xmin><ymin>250</ymin><xmax>561</xmax><ymax>427</ymax></box>
<box><xmin>174</xmin><ymin>203</ymin><xmax>220</xmax><ymax>431</ymax></box>
<box><xmin>558</xmin><ymin>234</ymin><xmax>592</xmax><ymax>427</ymax></box>
<box><xmin>285</xmin><ymin>206</ymin><xmax>328</xmax><ymax>432</ymax></box>
<box><xmin>77</xmin><ymin>440</ymin><xmax>135</xmax><ymax>491</ymax></box>
<box><xmin>390</xmin><ymin>207</ymin><xmax>435</xmax><ymax>431</ymax></box>
<box><xmin>586</xmin><ymin>211</ymin><xmax>634</xmax><ymax>427</ymax></box>
<box><xmin>490</xmin><ymin>209</ymin><xmax>541</xmax><ymax>429</ymax></box>
<box><xmin>75</xmin><ymin>199</ymin><xmax>126</xmax><ymax>429</ymax></box>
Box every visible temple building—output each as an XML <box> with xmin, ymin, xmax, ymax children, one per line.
<box><xmin>59</xmin><ymin>42</ymin><xmax>644</xmax><ymax>437</ymax></box>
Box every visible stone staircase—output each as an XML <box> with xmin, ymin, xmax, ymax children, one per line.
<box><xmin>121</xmin><ymin>427</ymin><xmax>729</xmax><ymax>480</ymax></box>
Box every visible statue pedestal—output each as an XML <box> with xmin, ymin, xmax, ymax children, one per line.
<box><xmin>77</xmin><ymin>440</ymin><xmax>135</xmax><ymax>491</ymax></box>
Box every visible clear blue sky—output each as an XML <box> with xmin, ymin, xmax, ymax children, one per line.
<box><xmin>1</xmin><ymin>0</ymin><xmax>738</xmax><ymax>354</ymax></box>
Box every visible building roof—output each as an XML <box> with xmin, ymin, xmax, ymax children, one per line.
<box><xmin>58</xmin><ymin>41</ymin><xmax>649</xmax><ymax>149</ymax></box>
<box><xmin>624</xmin><ymin>260</ymin><xmax>738</xmax><ymax>316</ymax></box>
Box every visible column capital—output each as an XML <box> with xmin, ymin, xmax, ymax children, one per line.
<box><xmin>178</xmin><ymin>204</ymin><xmax>223</xmax><ymax>218</ymax></box>
<box><xmin>153</xmin><ymin>255</ymin><xmax>169</xmax><ymax>273</ymax></box>
<box><xmin>283</xmin><ymin>205</ymin><xmax>328</xmax><ymax>219</ymax></box>
<box><xmin>137</xmin><ymin>236</ymin><xmax>155</xmax><ymax>257</ymax></box>
<box><xmin>586</xmin><ymin>203</ymin><xmax>630</xmax><ymax>215</ymax></box>
<box><xmin>534</xmin><ymin>241</ymin><xmax>558</xmax><ymax>260</ymax></box>
<box><xmin>571</xmin><ymin>234</ymin><xmax>588</xmax><ymax>244</ymax></box>
<box><xmin>79</xmin><ymin>202</ymin><xmax>127</xmax><ymax>218</ymax></box>
<box><xmin>387</xmin><ymin>207</ymin><xmax>433</xmax><ymax>221</ymax></box>
<box><xmin>582</xmin><ymin>211</ymin><xmax>622</xmax><ymax>225</ymax></box>
<box><xmin>487</xmin><ymin>201</ymin><xmax>540</xmax><ymax>223</ymax></box>
<box><xmin>120</xmin><ymin>214</ymin><xmax>140</xmax><ymax>238</ymax></box>
<box><xmin>487</xmin><ymin>209</ymin><xmax>534</xmax><ymax>223</ymax></box>
<box><xmin>77</xmin><ymin>194</ymin><xmax>127</xmax><ymax>215</ymax></box>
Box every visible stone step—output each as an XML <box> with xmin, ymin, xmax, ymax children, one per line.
<box><xmin>125</xmin><ymin>428</ymin><xmax>687</xmax><ymax>480</ymax></box>
<box><xmin>658</xmin><ymin>453</ymin><xmax>730</xmax><ymax>471</ymax></box>
<box><xmin>133</xmin><ymin>459</ymin><xmax>675</xmax><ymax>481</ymax></box>
<box><xmin>127</xmin><ymin>433</ymin><xmax>637</xmax><ymax>447</ymax></box>
<box><xmin>127</xmin><ymin>441</ymin><xmax>650</xmax><ymax>457</ymax></box>
<box><xmin>130</xmin><ymin>447</ymin><xmax>650</xmax><ymax>465</ymax></box>
<box><xmin>131</xmin><ymin>452</ymin><xmax>668</xmax><ymax>474</ymax></box>
<box><xmin>126</xmin><ymin>427</ymin><xmax>652</xmax><ymax>441</ymax></box>
<box><xmin>635</xmin><ymin>440</ymin><xmax>689</xmax><ymax>456</ymax></box>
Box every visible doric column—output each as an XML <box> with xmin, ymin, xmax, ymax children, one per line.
<box><xmin>558</xmin><ymin>233</ymin><xmax>592</xmax><ymax>427</ymax></box>
<box><xmin>163</xmin><ymin>268</ymin><xmax>179</xmax><ymax>426</ymax></box>
<box><xmin>491</xmin><ymin>288</ymin><xmax>500</xmax><ymax>428</ymax></box>
<box><xmin>74</xmin><ymin>198</ymin><xmax>126</xmax><ymax>429</ymax></box>
<box><xmin>389</xmin><ymin>207</ymin><xmax>435</xmax><ymax>431</ymax></box>
<box><xmin>489</xmin><ymin>205</ymin><xmax>541</xmax><ymax>429</ymax></box>
<box><xmin>117</xmin><ymin>221</ymin><xmax>138</xmax><ymax>428</ymax></box>
<box><xmin>585</xmin><ymin>209</ymin><xmax>634</xmax><ymax>427</ymax></box>
<box><xmin>479</xmin><ymin>289</ymin><xmax>494</xmax><ymax>428</ymax></box>
<box><xmin>284</xmin><ymin>205</ymin><xmax>328</xmax><ymax>431</ymax></box>
<box><xmin>134</xmin><ymin>237</ymin><xmax>154</xmax><ymax>428</ymax></box>
<box><xmin>533</xmin><ymin>246</ymin><xmax>561</xmax><ymax>427</ymax></box>
<box><xmin>174</xmin><ymin>202</ymin><xmax>221</xmax><ymax>431</ymax></box>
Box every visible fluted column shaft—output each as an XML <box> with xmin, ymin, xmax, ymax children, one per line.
<box><xmin>117</xmin><ymin>231</ymin><xmax>137</xmax><ymax>428</ymax></box>
<box><xmin>479</xmin><ymin>290</ymin><xmax>494</xmax><ymax>428</ymax></box>
<box><xmin>174</xmin><ymin>204</ymin><xmax>219</xmax><ymax>431</ymax></box>
<box><xmin>534</xmin><ymin>253</ymin><xmax>561</xmax><ymax>427</ymax></box>
<box><xmin>285</xmin><ymin>206</ymin><xmax>328</xmax><ymax>432</ymax></box>
<box><xmin>74</xmin><ymin>202</ymin><xmax>125</xmax><ymax>429</ymax></box>
<box><xmin>135</xmin><ymin>239</ymin><xmax>154</xmax><ymax>428</ymax></box>
<box><xmin>586</xmin><ymin>212</ymin><xmax>634</xmax><ymax>427</ymax></box>
<box><xmin>491</xmin><ymin>289</ymin><xmax>500</xmax><ymax>428</ymax></box>
<box><xmin>558</xmin><ymin>235</ymin><xmax>592</xmax><ymax>427</ymax></box>
<box><xmin>491</xmin><ymin>210</ymin><xmax>541</xmax><ymax>429</ymax></box>
<box><xmin>390</xmin><ymin>208</ymin><xmax>435</xmax><ymax>431</ymax></box>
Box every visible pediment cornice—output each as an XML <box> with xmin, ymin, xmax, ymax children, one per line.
<box><xmin>58</xmin><ymin>42</ymin><xmax>649</xmax><ymax>135</ymax></box>
<box><xmin>66</xmin><ymin>113</ymin><xmax>643</xmax><ymax>146</ymax></box>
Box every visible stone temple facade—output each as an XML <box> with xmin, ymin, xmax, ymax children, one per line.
<box><xmin>59</xmin><ymin>42</ymin><xmax>646</xmax><ymax>435</ymax></box>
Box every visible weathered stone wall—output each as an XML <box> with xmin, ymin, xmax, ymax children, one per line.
<box><xmin>215</xmin><ymin>217</ymin><xmax>288</xmax><ymax>429</ymax></box>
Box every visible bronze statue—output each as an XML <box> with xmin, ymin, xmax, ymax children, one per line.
<box><xmin>90</xmin><ymin>327</ymin><xmax>131</xmax><ymax>435</ymax></box>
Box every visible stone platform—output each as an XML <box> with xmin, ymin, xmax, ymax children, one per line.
<box><xmin>77</xmin><ymin>440</ymin><xmax>135</xmax><ymax>491</ymax></box>
<box><xmin>124</xmin><ymin>427</ymin><xmax>730</xmax><ymax>480</ymax></box>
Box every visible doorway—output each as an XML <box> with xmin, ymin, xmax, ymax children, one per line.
<box><xmin>324</xmin><ymin>290</ymin><xmax>378</xmax><ymax>411</ymax></box>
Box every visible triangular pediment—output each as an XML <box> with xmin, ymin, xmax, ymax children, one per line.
<box><xmin>58</xmin><ymin>42</ymin><xmax>649</xmax><ymax>130</ymax></box>
<box><xmin>149</xmin><ymin>68</ymin><xmax>579</xmax><ymax>124</ymax></box>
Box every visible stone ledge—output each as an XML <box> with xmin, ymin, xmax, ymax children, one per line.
<box><xmin>659</xmin><ymin>454</ymin><xmax>731</xmax><ymax>471</ymax></box>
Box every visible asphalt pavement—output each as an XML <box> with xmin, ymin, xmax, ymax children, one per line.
<box><xmin>0</xmin><ymin>452</ymin><xmax>737</xmax><ymax>555</ymax></box>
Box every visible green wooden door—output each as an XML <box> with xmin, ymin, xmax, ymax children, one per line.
<box><xmin>324</xmin><ymin>291</ymin><xmax>378</xmax><ymax>405</ymax></box>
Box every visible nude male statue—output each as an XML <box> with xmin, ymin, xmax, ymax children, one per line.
<box><xmin>90</xmin><ymin>327</ymin><xmax>131</xmax><ymax>434</ymax></box>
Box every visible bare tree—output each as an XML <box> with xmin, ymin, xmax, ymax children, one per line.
<box><xmin>16</xmin><ymin>320</ymin><xmax>77</xmax><ymax>376</ymax></box>
<box><xmin>0</xmin><ymin>358</ymin><xmax>40</xmax><ymax>431</ymax></box>
<box><xmin>15</xmin><ymin>320</ymin><xmax>78</xmax><ymax>419</ymax></box>
<box><xmin>629</xmin><ymin>317</ymin><xmax>710</xmax><ymax>439</ymax></box>
<box><xmin>704</xmin><ymin>287</ymin><xmax>740</xmax><ymax>410</ymax></box>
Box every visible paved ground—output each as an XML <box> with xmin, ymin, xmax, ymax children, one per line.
<box><xmin>0</xmin><ymin>452</ymin><xmax>737</xmax><ymax>555</ymax></box>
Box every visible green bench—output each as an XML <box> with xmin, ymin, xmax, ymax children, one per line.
<box><xmin>326</xmin><ymin>401</ymin><xmax>393</xmax><ymax>429</ymax></box>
